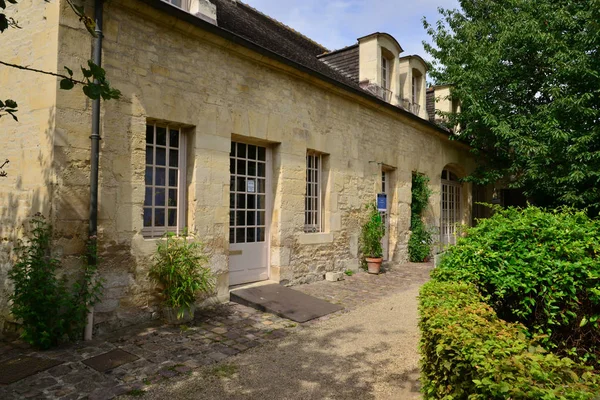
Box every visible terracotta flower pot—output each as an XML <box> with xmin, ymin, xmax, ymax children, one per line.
<box><xmin>366</xmin><ymin>257</ymin><xmax>383</xmax><ymax>274</ymax></box>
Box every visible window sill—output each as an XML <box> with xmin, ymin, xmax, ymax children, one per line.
<box><xmin>297</xmin><ymin>232</ymin><xmax>334</xmax><ymax>245</ymax></box>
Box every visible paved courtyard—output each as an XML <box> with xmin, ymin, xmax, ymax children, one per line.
<box><xmin>0</xmin><ymin>262</ymin><xmax>432</xmax><ymax>400</ymax></box>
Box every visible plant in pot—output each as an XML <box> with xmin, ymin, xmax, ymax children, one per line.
<box><xmin>149</xmin><ymin>232</ymin><xmax>215</xmax><ymax>324</ymax></box>
<box><xmin>360</xmin><ymin>203</ymin><xmax>386</xmax><ymax>274</ymax></box>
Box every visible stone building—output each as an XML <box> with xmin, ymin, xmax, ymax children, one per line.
<box><xmin>0</xmin><ymin>0</ymin><xmax>481</xmax><ymax>333</ymax></box>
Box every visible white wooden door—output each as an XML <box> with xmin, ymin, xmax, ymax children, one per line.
<box><xmin>441</xmin><ymin>170</ymin><xmax>461</xmax><ymax>246</ymax></box>
<box><xmin>229</xmin><ymin>142</ymin><xmax>270</xmax><ymax>286</ymax></box>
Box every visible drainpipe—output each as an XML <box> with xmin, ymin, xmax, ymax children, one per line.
<box><xmin>85</xmin><ymin>0</ymin><xmax>104</xmax><ymax>341</ymax></box>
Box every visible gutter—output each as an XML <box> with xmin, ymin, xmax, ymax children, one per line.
<box><xmin>142</xmin><ymin>0</ymin><xmax>462</xmax><ymax>144</ymax></box>
<box><xmin>85</xmin><ymin>0</ymin><xmax>104</xmax><ymax>341</ymax></box>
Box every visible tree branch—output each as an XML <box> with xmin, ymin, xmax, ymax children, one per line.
<box><xmin>0</xmin><ymin>60</ymin><xmax>85</xmax><ymax>85</ymax></box>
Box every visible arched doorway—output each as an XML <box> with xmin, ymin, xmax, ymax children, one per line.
<box><xmin>441</xmin><ymin>169</ymin><xmax>462</xmax><ymax>246</ymax></box>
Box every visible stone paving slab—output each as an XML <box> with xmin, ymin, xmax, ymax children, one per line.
<box><xmin>0</xmin><ymin>262</ymin><xmax>433</xmax><ymax>399</ymax></box>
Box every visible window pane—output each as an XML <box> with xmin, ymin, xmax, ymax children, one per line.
<box><xmin>247</xmin><ymin>194</ymin><xmax>256</xmax><ymax>209</ymax></box>
<box><xmin>169</xmin><ymin>129</ymin><xmax>179</xmax><ymax>148</ymax></box>
<box><xmin>230</xmin><ymin>158</ymin><xmax>235</xmax><ymax>174</ymax></box>
<box><xmin>257</xmin><ymin>195</ymin><xmax>265</xmax><ymax>209</ymax></box>
<box><xmin>155</xmin><ymin>168</ymin><xmax>166</xmax><ymax>186</ymax></box>
<box><xmin>258</xmin><ymin>146</ymin><xmax>266</xmax><ymax>161</ymax></box>
<box><xmin>257</xmin><ymin>227</ymin><xmax>265</xmax><ymax>242</ymax></box>
<box><xmin>169</xmin><ymin>169</ymin><xmax>178</xmax><ymax>187</ymax></box>
<box><xmin>236</xmin><ymin>228</ymin><xmax>245</xmax><ymax>243</ymax></box>
<box><xmin>236</xmin><ymin>211</ymin><xmax>245</xmax><ymax>226</ymax></box>
<box><xmin>168</xmin><ymin>209</ymin><xmax>177</xmax><ymax>227</ymax></box>
<box><xmin>156</xmin><ymin>148</ymin><xmax>166</xmax><ymax>166</ymax></box>
<box><xmin>257</xmin><ymin>179</ymin><xmax>265</xmax><ymax>194</ymax></box>
<box><xmin>237</xmin><ymin>143</ymin><xmax>246</xmax><ymax>158</ymax></box>
<box><xmin>247</xmin><ymin>227</ymin><xmax>256</xmax><ymax>243</ymax></box>
<box><xmin>236</xmin><ymin>177</ymin><xmax>246</xmax><ymax>192</ymax></box>
<box><xmin>143</xmin><ymin>208</ymin><xmax>152</xmax><ymax>227</ymax></box>
<box><xmin>230</xmin><ymin>175</ymin><xmax>235</xmax><ymax>189</ymax></box>
<box><xmin>155</xmin><ymin>209</ymin><xmax>165</xmax><ymax>227</ymax></box>
<box><xmin>144</xmin><ymin>187</ymin><xmax>152</xmax><ymax>206</ymax></box>
<box><xmin>229</xmin><ymin>211</ymin><xmax>235</xmax><ymax>226</ymax></box>
<box><xmin>146</xmin><ymin>146</ymin><xmax>153</xmax><ymax>164</ymax></box>
<box><xmin>257</xmin><ymin>163</ymin><xmax>265</xmax><ymax>177</ymax></box>
<box><xmin>145</xmin><ymin>167</ymin><xmax>153</xmax><ymax>185</ymax></box>
<box><xmin>248</xmin><ymin>145</ymin><xmax>256</xmax><ymax>160</ymax></box>
<box><xmin>169</xmin><ymin>149</ymin><xmax>178</xmax><ymax>167</ymax></box>
<box><xmin>237</xmin><ymin>159</ymin><xmax>246</xmax><ymax>175</ymax></box>
<box><xmin>155</xmin><ymin>188</ymin><xmax>165</xmax><ymax>206</ymax></box>
<box><xmin>237</xmin><ymin>193</ymin><xmax>246</xmax><ymax>209</ymax></box>
<box><xmin>229</xmin><ymin>228</ymin><xmax>235</xmax><ymax>243</ymax></box>
<box><xmin>146</xmin><ymin>125</ymin><xmax>154</xmax><ymax>144</ymax></box>
<box><xmin>168</xmin><ymin>189</ymin><xmax>177</xmax><ymax>207</ymax></box>
<box><xmin>257</xmin><ymin>211</ymin><xmax>265</xmax><ymax>225</ymax></box>
<box><xmin>230</xmin><ymin>141</ymin><xmax>236</xmax><ymax>157</ymax></box>
<box><xmin>156</xmin><ymin>127</ymin><xmax>167</xmax><ymax>146</ymax></box>
<box><xmin>230</xmin><ymin>193</ymin><xmax>235</xmax><ymax>208</ymax></box>
<box><xmin>307</xmin><ymin>155</ymin><xmax>312</xmax><ymax>168</ymax></box>
<box><xmin>247</xmin><ymin>211</ymin><xmax>255</xmax><ymax>226</ymax></box>
<box><xmin>248</xmin><ymin>161</ymin><xmax>256</xmax><ymax>177</ymax></box>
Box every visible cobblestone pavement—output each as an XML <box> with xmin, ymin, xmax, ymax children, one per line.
<box><xmin>0</xmin><ymin>262</ymin><xmax>433</xmax><ymax>400</ymax></box>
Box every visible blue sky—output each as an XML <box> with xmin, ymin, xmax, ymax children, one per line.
<box><xmin>244</xmin><ymin>0</ymin><xmax>459</xmax><ymax>60</ymax></box>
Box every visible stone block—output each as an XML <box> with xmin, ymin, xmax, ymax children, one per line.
<box><xmin>325</xmin><ymin>272</ymin><xmax>344</xmax><ymax>282</ymax></box>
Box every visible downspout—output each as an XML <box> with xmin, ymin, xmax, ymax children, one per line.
<box><xmin>85</xmin><ymin>0</ymin><xmax>104</xmax><ymax>341</ymax></box>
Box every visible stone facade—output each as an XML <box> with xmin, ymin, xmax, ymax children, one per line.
<box><xmin>0</xmin><ymin>0</ymin><xmax>477</xmax><ymax>334</ymax></box>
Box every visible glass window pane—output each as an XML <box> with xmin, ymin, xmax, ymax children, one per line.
<box><xmin>257</xmin><ymin>195</ymin><xmax>265</xmax><ymax>209</ymax></box>
<box><xmin>258</xmin><ymin>179</ymin><xmax>265</xmax><ymax>194</ymax></box>
<box><xmin>146</xmin><ymin>125</ymin><xmax>154</xmax><ymax>144</ymax></box>
<box><xmin>247</xmin><ymin>227</ymin><xmax>256</xmax><ymax>243</ymax></box>
<box><xmin>257</xmin><ymin>163</ymin><xmax>265</xmax><ymax>177</ymax></box>
<box><xmin>237</xmin><ymin>159</ymin><xmax>246</xmax><ymax>175</ymax></box>
<box><xmin>169</xmin><ymin>169</ymin><xmax>178</xmax><ymax>187</ymax></box>
<box><xmin>307</xmin><ymin>155</ymin><xmax>312</xmax><ymax>168</ymax></box>
<box><xmin>155</xmin><ymin>209</ymin><xmax>165</xmax><ymax>227</ymax></box>
<box><xmin>144</xmin><ymin>187</ymin><xmax>152</xmax><ymax>206</ymax></box>
<box><xmin>143</xmin><ymin>208</ymin><xmax>152</xmax><ymax>227</ymax></box>
<box><xmin>236</xmin><ymin>211</ymin><xmax>245</xmax><ymax>226</ymax></box>
<box><xmin>156</xmin><ymin>127</ymin><xmax>167</xmax><ymax>146</ymax></box>
<box><xmin>230</xmin><ymin>211</ymin><xmax>235</xmax><ymax>226</ymax></box>
<box><xmin>237</xmin><ymin>193</ymin><xmax>246</xmax><ymax>209</ymax></box>
<box><xmin>230</xmin><ymin>158</ymin><xmax>235</xmax><ymax>174</ymax></box>
<box><xmin>258</xmin><ymin>146</ymin><xmax>266</xmax><ymax>161</ymax></box>
<box><xmin>168</xmin><ymin>189</ymin><xmax>177</xmax><ymax>207</ymax></box>
<box><xmin>229</xmin><ymin>228</ymin><xmax>235</xmax><ymax>243</ymax></box>
<box><xmin>230</xmin><ymin>193</ymin><xmax>235</xmax><ymax>208</ymax></box>
<box><xmin>248</xmin><ymin>161</ymin><xmax>256</xmax><ymax>177</ymax></box>
<box><xmin>146</xmin><ymin>146</ymin><xmax>153</xmax><ymax>164</ymax></box>
<box><xmin>155</xmin><ymin>188</ymin><xmax>165</xmax><ymax>206</ymax></box>
<box><xmin>236</xmin><ymin>228</ymin><xmax>245</xmax><ymax>243</ymax></box>
<box><xmin>248</xmin><ymin>145</ymin><xmax>256</xmax><ymax>160</ymax></box>
<box><xmin>237</xmin><ymin>143</ymin><xmax>246</xmax><ymax>158</ymax></box>
<box><xmin>230</xmin><ymin>175</ymin><xmax>235</xmax><ymax>189</ymax></box>
<box><xmin>257</xmin><ymin>227</ymin><xmax>265</xmax><ymax>242</ymax></box>
<box><xmin>247</xmin><ymin>211</ymin><xmax>255</xmax><ymax>226</ymax></box>
<box><xmin>169</xmin><ymin>129</ymin><xmax>179</xmax><ymax>148</ymax></box>
<box><xmin>155</xmin><ymin>168</ymin><xmax>166</xmax><ymax>186</ymax></box>
<box><xmin>230</xmin><ymin>141</ymin><xmax>236</xmax><ymax>157</ymax></box>
<box><xmin>169</xmin><ymin>149</ymin><xmax>178</xmax><ymax>167</ymax></box>
<box><xmin>168</xmin><ymin>209</ymin><xmax>177</xmax><ymax>227</ymax></box>
<box><xmin>236</xmin><ymin>177</ymin><xmax>246</xmax><ymax>192</ymax></box>
<box><xmin>145</xmin><ymin>167</ymin><xmax>153</xmax><ymax>185</ymax></box>
<box><xmin>257</xmin><ymin>211</ymin><xmax>265</xmax><ymax>225</ymax></box>
<box><xmin>156</xmin><ymin>148</ymin><xmax>166</xmax><ymax>166</ymax></box>
<box><xmin>247</xmin><ymin>194</ymin><xmax>256</xmax><ymax>209</ymax></box>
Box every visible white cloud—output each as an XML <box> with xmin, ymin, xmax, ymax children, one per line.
<box><xmin>244</xmin><ymin>0</ymin><xmax>459</xmax><ymax>59</ymax></box>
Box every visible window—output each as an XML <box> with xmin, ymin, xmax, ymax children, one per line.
<box><xmin>412</xmin><ymin>76</ymin><xmax>418</xmax><ymax>104</ymax></box>
<box><xmin>440</xmin><ymin>169</ymin><xmax>461</xmax><ymax>246</ymax></box>
<box><xmin>143</xmin><ymin>123</ymin><xmax>186</xmax><ymax>237</ymax></box>
<box><xmin>305</xmin><ymin>152</ymin><xmax>322</xmax><ymax>233</ymax></box>
<box><xmin>382</xmin><ymin>57</ymin><xmax>389</xmax><ymax>90</ymax></box>
<box><xmin>164</xmin><ymin>0</ymin><xmax>185</xmax><ymax>9</ymax></box>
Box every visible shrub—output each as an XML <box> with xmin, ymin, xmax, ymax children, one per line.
<box><xmin>360</xmin><ymin>203</ymin><xmax>385</xmax><ymax>258</ymax></box>
<box><xmin>149</xmin><ymin>233</ymin><xmax>215</xmax><ymax>319</ymax></box>
<box><xmin>419</xmin><ymin>281</ymin><xmax>600</xmax><ymax>399</ymax></box>
<box><xmin>9</xmin><ymin>214</ymin><xmax>103</xmax><ymax>349</ymax></box>
<box><xmin>409</xmin><ymin>173</ymin><xmax>433</xmax><ymax>262</ymax></box>
<box><xmin>433</xmin><ymin>206</ymin><xmax>600</xmax><ymax>367</ymax></box>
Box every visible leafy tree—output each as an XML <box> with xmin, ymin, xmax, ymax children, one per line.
<box><xmin>424</xmin><ymin>0</ymin><xmax>600</xmax><ymax>214</ymax></box>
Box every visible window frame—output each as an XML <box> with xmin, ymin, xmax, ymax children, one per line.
<box><xmin>304</xmin><ymin>151</ymin><xmax>323</xmax><ymax>233</ymax></box>
<box><xmin>142</xmin><ymin>122</ymin><xmax>187</xmax><ymax>238</ymax></box>
<box><xmin>382</xmin><ymin>56</ymin><xmax>389</xmax><ymax>90</ymax></box>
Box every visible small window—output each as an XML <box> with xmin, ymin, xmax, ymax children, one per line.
<box><xmin>382</xmin><ymin>57</ymin><xmax>389</xmax><ymax>90</ymax></box>
<box><xmin>164</xmin><ymin>0</ymin><xmax>185</xmax><ymax>9</ymax></box>
<box><xmin>143</xmin><ymin>123</ymin><xmax>186</xmax><ymax>237</ymax></box>
<box><xmin>305</xmin><ymin>152</ymin><xmax>323</xmax><ymax>233</ymax></box>
<box><xmin>412</xmin><ymin>76</ymin><xmax>418</xmax><ymax>104</ymax></box>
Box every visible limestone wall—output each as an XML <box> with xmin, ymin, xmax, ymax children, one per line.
<box><xmin>3</xmin><ymin>0</ymin><xmax>476</xmax><ymax>333</ymax></box>
<box><xmin>0</xmin><ymin>0</ymin><xmax>60</xmax><ymax>332</ymax></box>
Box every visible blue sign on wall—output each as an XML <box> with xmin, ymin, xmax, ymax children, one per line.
<box><xmin>377</xmin><ymin>193</ymin><xmax>387</xmax><ymax>211</ymax></box>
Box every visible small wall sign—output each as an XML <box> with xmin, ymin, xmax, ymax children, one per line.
<box><xmin>247</xmin><ymin>179</ymin><xmax>255</xmax><ymax>193</ymax></box>
<box><xmin>377</xmin><ymin>193</ymin><xmax>387</xmax><ymax>211</ymax></box>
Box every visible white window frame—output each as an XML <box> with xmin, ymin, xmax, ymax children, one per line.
<box><xmin>162</xmin><ymin>0</ymin><xmax>190</xmax><ymax>10</ymax></box>
<box><xmin>440</xmin><ymin>170</ymin><xmax>461</xmax><ymax>246</ymax></box>
<box><xmin>412</xmin><ymin>75</ymin><xmax>418</xmax><ymax>105</ymax></box>
<box><xmin>382</xmin><ymin>56</ymin><xmax>389</xmax><ymax>90</ymax></box>
<box><xmin>305</xmin><ymin>151</ymin><xmax>323</xmax><ymax>233</ymax></box>
<box><xmin>143</xmin><ymin>122</ymin><xmax>187</xmax><ymax>238</ymax></box>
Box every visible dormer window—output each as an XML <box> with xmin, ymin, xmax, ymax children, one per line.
<box><xmin>382</xmin><ymin>56</ymin><xmax>389</xmax><ymax>90</ymax></box>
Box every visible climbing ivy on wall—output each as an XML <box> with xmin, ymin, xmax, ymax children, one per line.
<box><xmin>408</xmin><ymin>173</ymin><xmax>433</xmax><ymax>262</ymax></box>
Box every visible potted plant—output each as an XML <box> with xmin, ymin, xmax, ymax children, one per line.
<box><xmin>360</xmin><ymin>203</ymin><xmax>386</xmax><ymax>274</ymax></box>
<box><xmin>149</xmin><ymin>233</ymin><xmax>215</xmax><ymax>324</ymax></box>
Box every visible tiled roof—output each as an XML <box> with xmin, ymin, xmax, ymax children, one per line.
<box><xmin>426</xmin><ymin>87</ymin><xmax>436</xmax><ymax>122</ymax></box>
<box><xmin>317</xmin><ymin>45</ymin><xmax>360</xmax><ymax>83</ymax></box>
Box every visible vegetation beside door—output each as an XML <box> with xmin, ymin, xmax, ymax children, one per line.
<box><xmin>408</xmin><ymin>173</ymin><xmax>433</xmax><ymax>262</ymax></box>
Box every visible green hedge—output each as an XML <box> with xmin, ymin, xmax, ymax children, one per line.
<box><xmin>419</xmin><ymin>281</ymin><xmax>600</xmax><ymax>400</ymax></box>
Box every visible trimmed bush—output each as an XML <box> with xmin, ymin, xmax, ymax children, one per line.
<box><xmin>419</xmin><ymin>281</ymin><xmax>600</xmax><ymax>399</ymax></box>
<box><xmin>433</xmin><ymin>206</ymin><xmax>600</xmax><ymax>366</ymax></box>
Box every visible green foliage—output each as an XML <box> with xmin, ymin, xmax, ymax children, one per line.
<box><xmin>344</xmin><ymin>269</ymin><xmax>354</xmax><ymax>276</ymax></box>
<box><xmin>8</xmin><ymin>214</ymin><xmax>103</xmax><ymax>349</ymax></box>
<box><xmin>433</xmin><ymin>206</ymin><xmax>600</xmax><ymax>367</ymax></box>
<box><xmin>149</xmin><ymin>233</ymin><xmax>215</xmax><ymax>319</ymax></box>
<box><xmin>424</xmin><ymin>0</ymin><xmax>600</xmax><ymax>215</ymax></box>
<box><xmin>419</xmin><ymin>281</ymin><xmax>600</xmax><ymax>399</ymax></box>
<box><xmin>408</xmin><ymin>173</ymin><xmax>433</xmax><ymax>262</ymax></box>
<box><xmin>360</xmin><ymin>203</ymin><xmax>385</xmax><ymax>258</ymax></box>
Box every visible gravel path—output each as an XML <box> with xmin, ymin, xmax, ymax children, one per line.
<box><xmin>127</xmin><ymin>283</ymin><xmax>424</xmax><ymax>400</ymax></box>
